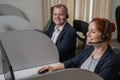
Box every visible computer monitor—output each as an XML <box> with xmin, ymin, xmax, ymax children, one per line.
<box><xmin>0</xmin><ymin>30</ymin><xmax>59</xmax><ymax>80</ymax></box>
<box><xmin>0</xmin><ymin>40</ymin><xmax>15</xmax><ymax>80</ymax></box>
<box><xmin>29</xmin><ymin>68</ymin><xmax>103</xmax><ymax>80</ymax></box>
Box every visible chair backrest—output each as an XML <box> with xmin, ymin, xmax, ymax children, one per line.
<box><xmin>112</xmin><ymin>47</ymin><xmax>120</xmax><ymax>57</ymax></box>
<box><xmin>73</xmin><ymin>19</ymin><xmax>88</xmax><ymax>41</ymax></box>
<box><xmin>115</xmin><ymin>6</ymin><xmax>120</xmax><ymax>42</ymax></box>
<box><xmin>29</xmin><ymin>68</ymin><xmax>103</xmax><ymax>80</ymax></box>
<box><xmin>0</xmin><ymin>30</ymin><xmax>59</xmax><ymax>79</ymax></box>
<box><xmin>0</xmin><ymin>15</ymin><xmax>34</xmax><ymax>33</ymax></box>
<box><xmin>73</xmin><ymin>20</ymin><xmax>88</xmax><ymax>51</ymax></box>
<box><xmin>116</xmin><ymin>6</ymin><xmax>120</xmax><ymax>29</ymax></box>
<box><xmin>0</xmin><ymin>4</ymin><xmax>29</xmax><ymax>21</ymax></box>
<box><xmin>112</xmin><ymin>47</ymin><xmax>120</xmax><ymax>79</ymax></box>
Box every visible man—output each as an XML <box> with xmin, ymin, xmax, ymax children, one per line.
<box><xmin>45</xmin><ymin>4</ymin><xmax>76</xmax><ymax>62</ymax></box>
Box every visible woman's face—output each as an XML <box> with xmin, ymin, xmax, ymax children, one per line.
<box><xmin>86</xmin><ymin>22</ymin><xmax>102</xmax><ymax>45</ymax></box>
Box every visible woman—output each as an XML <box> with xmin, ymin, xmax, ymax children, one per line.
<box><xmin>38</xmin><ymin>18</ymin><xmax>119</xmax><ymax>80</ymax></box>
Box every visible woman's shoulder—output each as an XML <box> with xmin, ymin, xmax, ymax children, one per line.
<box><xmin>102</xmin><ymin>45</ymin><xmax>119</xmax><ymax>64</ymax></box>
<box><xmin>80</xmin><ymin>45</ymin><xmax>93</xmax><ymax>55</ymax></box>
<box><xmin>84</xmin><ymin>45</ymin><xmax>93</xmax><ymax>50</ymax></box>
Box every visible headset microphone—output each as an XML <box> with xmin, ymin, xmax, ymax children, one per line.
<box><xmin>88</xmin><ymin>40</ymin><xmax>105</xmax><ymax>44</ymax></box>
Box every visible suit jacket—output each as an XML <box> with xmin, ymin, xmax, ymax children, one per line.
<box><xmin>64</xmin><ymin>45</ymin><xmax>119</xmax><ymax>80</ymax></box>
<box><xmin>45</xmin><ymin>22</ymin><xmax>76</xmax><ymax>62</ymax></box>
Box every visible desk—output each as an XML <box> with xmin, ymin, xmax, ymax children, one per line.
<box><xmin>29</xmin><ymin>68</ymin><xmax>103</xmax><ymax>80</ymax></box>
<box><xmin>14</xmin><ymin>63</ymin><xmax>60</xmax><ymax>80</ymax></box>
<box><xmin>0</xmin><ymin>63</ymin><xmax>60</xmax><ymax>80</ymax></box>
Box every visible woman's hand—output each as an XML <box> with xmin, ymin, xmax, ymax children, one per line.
<box><xmin>38</xmin><ymin>63</ymin><xmax>65</xmax><ymax>74</ymax></box>
<box><xmin>38</xmin><ymin>65</ymin><xmax>57</xmax><ymax>74</ymax></box>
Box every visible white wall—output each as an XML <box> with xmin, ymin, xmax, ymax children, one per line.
<box><xmin>0</xmin><ymin>0</ymin><xmax>43</xmax><ymax>30</ymax></box>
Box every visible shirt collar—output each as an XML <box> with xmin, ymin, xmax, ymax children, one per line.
<box><xmin>54</xmin><ymin>21</ymin><xmax>66</xmax><ymax>31</ymax></box>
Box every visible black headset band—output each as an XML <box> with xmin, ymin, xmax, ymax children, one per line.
<box><xmin>103</xmin><ymin>20</ymin><xmax>108</xmax><ymax>35</ymax></box>
<box><xmin>101</xmin><ymin>20</ymin><xmax>109</xmax><ymax>41</ymax></box>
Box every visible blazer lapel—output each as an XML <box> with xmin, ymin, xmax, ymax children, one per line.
<box><xmin>55</xmin><ymin>24</ymin><xmax>68</xmax><ymax>45</ymax></box>
<box><xmin>94</xmin><ymin>45</ymin><xmax>112</xmax><ymax>73</ymax></box>
<box><xmin>49</xmin><ymin>24</ymin><xmax>55</xmax><ymax>38</ymax></box>
<box><xmin>56</xmin><ymin>27</ymin><xmax>66</xmax><ymax>45</ymax></box>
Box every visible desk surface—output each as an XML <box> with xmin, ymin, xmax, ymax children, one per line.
<box><xmin>30</xmin><ymin>68</ymin><xmax>103</xmax><ymax>80</ymax></box>
<box><xmin>14</xmin><ymin>62</ymin><xmax>60</xmax><ymax>80</ymax></box>
<box><xmin>0</xmin><ymin>63</ymin><xmax>60</xmax><ymax>80</ymax></box>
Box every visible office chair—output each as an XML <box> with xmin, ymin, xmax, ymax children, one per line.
<box><xmin>0</xmin><ymin>30</ymin><xmax>59</xmax><ymax>80</ymax></box>
<box><xmin>115</xmin><ymin>5</ymin><xmax>120</xmax><ymax>43</ymax></box>
<box><xmin>73</xmin><ymin>19</ymin><xmax>88</xmax><ymax>41</ymax></box>
<box><xmin>112</xmin><ymin>47</ymin><xmax>120</xmax><ymax>80</ymax></box>
<box><xmin>29</xmin><ymin>68</ymin><xmax>103</xmax><ymax>80</ymax></box>
<box><xmin>0</xmin><ymin>4</ymin><xmax>29</xmax><ymax>21</ymax></box>
<box><xmin>73</xmin><ymin>20</ymin><xmax>88</xmax><ymax>54</ymax></box>
<box><xmin>112</xmin><ymin>47</ymin><xmax>120</xmax><ymax>59</ymax></box>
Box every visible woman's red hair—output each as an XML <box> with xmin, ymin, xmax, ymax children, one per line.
<box><xmin>90</xmin><ymin>18</ymin><xmax>116</xmax><ymax>41</ymax></box>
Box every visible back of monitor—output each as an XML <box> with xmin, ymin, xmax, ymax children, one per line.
<box><xmin>0</xmin><ymin>30</ymin><xmax>59</xmax><ymax>79</ymax></box>
<box><xmin>29</xmin><ymin>68</ymin><xmax>103</xmax><ymax>80</ymax></box>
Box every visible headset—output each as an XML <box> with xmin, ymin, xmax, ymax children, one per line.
<box><xmin>101</xmin><ymin>20</ymin><xmax>108</xmax><ymax>41</ymax></box>
<box><xmin>88</xmin><ymin>20</ymin><xmax>109</xmax><ymax>44</ymax></box>
<box><xmin>66</xmin><ymin>12</ymin><xmax>69</xmax><ymax>19</ymax></box>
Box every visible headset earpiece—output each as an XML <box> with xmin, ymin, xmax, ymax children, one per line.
<box><xmin>102</xmin><ymin>34</ymin><xmax>107</xmax><ymax>41</ymax></box>
<box><xmin>66</xmin><ymin>13</ymin><xmax>69</xmax><ymax>19</ymax></box>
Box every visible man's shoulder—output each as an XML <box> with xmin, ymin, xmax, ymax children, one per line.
<box><xmin>64</xmin><ymin>23</ymin><xmax>76</xmax><ymax>31</ymax></box>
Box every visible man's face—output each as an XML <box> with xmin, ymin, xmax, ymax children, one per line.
<box><xmin>52</xmin><ymin>7</ymin><xmax>67</xmax><ymax>26</ymax></box>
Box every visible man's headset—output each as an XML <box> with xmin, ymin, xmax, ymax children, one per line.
<box><xmin>88</xmin><ymin>20</ymin><xmax>108</xmax><ymax>44</ymax></box>
<box><xmin>66</xmin><ymin>12</ymin><xmax>69</xmax><ymax>19</ymax></box>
